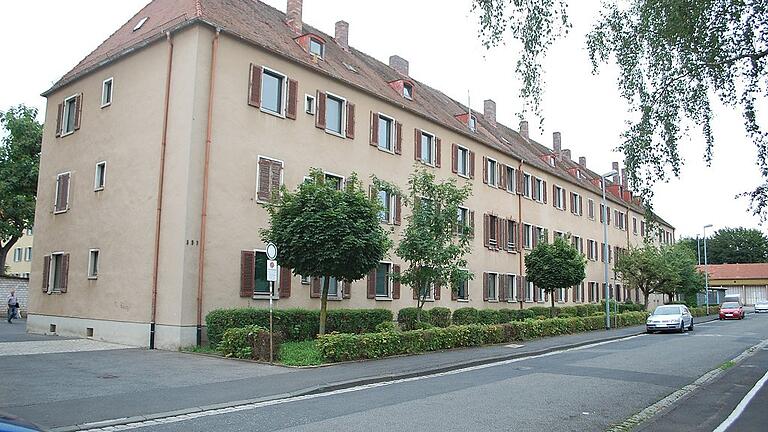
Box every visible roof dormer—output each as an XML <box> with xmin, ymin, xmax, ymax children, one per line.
<box><xmin>388</xmin><ymin>79</ymin><xmax>415</xmax><ymax>100</ymax></box>
<box><xmin>294</xmin><ymin>33</ymin><xmax>326</xmax><ymax>59</ymax></box>
<box><xmin>454</xmin><ymin>112</ymin><xmax>477</xmax><ymax>132</ymax></box>
<box><xmin>539</xmin><ymin>153</ymin><xmax>557</xmax><ymax>167</ymax></box>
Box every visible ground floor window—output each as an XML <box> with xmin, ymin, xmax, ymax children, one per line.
<box><xmin>253</xmin><ymin>251</ymin><xmax>272</xmax><ymax>295</ymax></box>
<box><xmin>455</xmin><ymin>277</ymin><xmax>468</xmax><ymax>300</ymax></box>
<box><xmin>558</xmin><ymin>287</ymin><xmax>567</xmax><ymax>302</ymax></box>
<box><xmin>525</xmin><ymin>281</ymin><xmax>534</xmax><ymax>302</ymax></box>
<box><xmin>538</xmin><ymin>287</ymin><xmax>546</xmax><ymax>303</ymax></box>
<box><xmin>506</xmin><ymin>274</ymin><xmax>517</xmax><ymax>301</ymax></box>
<box><xmin>321</xmin><ymin>276</ymin><xmax>340</xmax><ymax>298</ymax></box>
<box><xmin>375</xmin><ymin>262</ymin><xmax>391</xmax><ymax>297</ymax></box>
<box><xmin>486</xmin><ymin>272</ymin><xmax>498</xmax><ymax>301</ymax></box>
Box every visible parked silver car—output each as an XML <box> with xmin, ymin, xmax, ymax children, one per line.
<box><xmin>755</xmin><ymin>301</ymin><xmax>768</xmax><ymax>313</ymax></box>
<box><xmin>646</xmin><ymin>305</ymin><xmax>694</xmax><ymax>333</ymax></box>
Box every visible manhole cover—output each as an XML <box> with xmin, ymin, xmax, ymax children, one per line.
<box><xmin>97</xmin><ymin>374</ymin><xmax>119</xmax><ymax>379</ymax></box>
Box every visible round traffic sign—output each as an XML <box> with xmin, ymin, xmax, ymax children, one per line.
<box><xmin>266</xmin><ymin>243</ymin><xmax>278</xmax><ymax>260</ymax></box>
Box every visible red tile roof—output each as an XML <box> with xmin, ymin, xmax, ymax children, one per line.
<box><xmin>697</xmin><ymin>263</ymin><xmax>768</xmax><ymax>280</ymax></box>
<box><xmin>42</xmin><ymin>0</ymin><xmax>671</xmax><ymax>225</ymax></box>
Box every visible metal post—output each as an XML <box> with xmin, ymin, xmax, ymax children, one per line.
<box><xmin>703</xmin><ymin>225</ymin><xmax>712</xmax><ymax>315</ymax></box>
<box><xmin>269</xmin><ymin>280</ymin><xmax>274</xmax><ymax>364</ymax></box>
<box><xmin>602</xmin><ymin>176</ymin><xmax>611</xmax><ymax>330</ymax></box>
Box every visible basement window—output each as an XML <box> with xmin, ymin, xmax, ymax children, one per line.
<box><xmin>133</xmin><ymin>17</ymin><xmax>149</xmax><ymax>32</ymax></box>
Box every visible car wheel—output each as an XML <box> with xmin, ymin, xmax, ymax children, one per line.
<box><xmin>646</xmin><ymin>329</ymin><xmax>653</xmax><ymax>334</ymax></box>
<box><xmin>688</xmin><ymin>319</ymin><xmax>694</xmax><ymax>331</ymax></box>
<box><xmin>678</xmin><ymin>321</ymin><xmax>685</xmax><ymax>333</ymax></box>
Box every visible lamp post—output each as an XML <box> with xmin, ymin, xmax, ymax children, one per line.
<box><xmin>601</xmin><ymin>170</ymin><xmax>618</xmax><ymax>330</ymax></box>
<box><xmin>703</xmin><ymin>224</ymin><xmax>713</xmax><ymax>314</ymax></box>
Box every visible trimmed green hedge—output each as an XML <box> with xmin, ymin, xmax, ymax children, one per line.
<box><xmin>206</xmin><ymin>308</ymin><xmax>393</xmax><ymax>345</ymax></box>
<box><xmin>218</xmin><ymin>325</ymin><xmax>284</xmax><ymax>361</ymax></box>
<box><xmin>429</xmin><ymin>307</ymin><xmax>452</xmax><ymax>328</ymax></box>
<box><xmin>317</xmin><ymin>311</ymin><xmax>649</xmax><ymax>362</ymax></box>
<box><xmin>452</xmin><ymin>307</ymin><xmax>479</xmax><ymax>325</ymax></box>
<box><xmin>690</xmin><ymin>306</ymin><xmax>720</xmax><ymax>317</ymax></box>
<box><xmin>397</xmin><ymin>307</ymin><xmax>429</xmax><ymax>331</ymax></box>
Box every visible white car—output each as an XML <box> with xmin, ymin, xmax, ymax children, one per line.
<box><xmin>755</xmin><ymin>301</ymin><xmax>768</xmax><ymax>313</ymax></box>
<box><xmin>646</xmin><ymin>305</ymin><xmax>694</xmax><ymax>333</ymax></box>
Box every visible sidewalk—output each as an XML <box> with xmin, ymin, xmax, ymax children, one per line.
<box><xmin>7</xmin><ymin>315</ymin><xmax>719</xmax><ymax>431</ymax></box>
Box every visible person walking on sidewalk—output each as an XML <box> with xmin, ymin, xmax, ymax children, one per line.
<box><xmin>7</xmin><ymin>289</ymin><xmax>19</xmax><ymax>323</ymax></box>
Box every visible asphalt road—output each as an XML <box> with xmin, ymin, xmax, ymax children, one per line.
<box><xmin>100</xmin><ymin>314</ymin><xmax>768</xmax><ymax>432</ymax></box>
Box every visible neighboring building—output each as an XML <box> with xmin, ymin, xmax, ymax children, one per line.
<box><xmin>29</xmin><ymin>0</ymin><xmax>674</xmax><ymax>349</ymax></box>
<box><xmin>698</xmin><ymin>263</ymin><xmax>768</xmax><ymax>305</ymax></box>
<box><xmin>5</xmin><ymin>227</ymin><xmax>34</xmax><ymax>278</ymax></box>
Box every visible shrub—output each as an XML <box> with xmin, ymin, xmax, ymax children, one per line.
<box><xmin>398</xmin><ymin>307</ymin><xmax>431</xmax><ymax>331</ymax></box>
<box><xmin>206</xmin><ymin>308</ymin><xmax>393</xmax><ymax>345</ymax></box>
<box><xmin>690</xmin><ymin>306</ymin><xmax>719</xmax><ymax>317</ymax></box>
<box><xmin>429</xmin><ymin>307</ymin><xmax>452</xmax><ymax>327</ymax></box>
<box><xmin>218</xmin><ymin>325</ymin><xmax>283</xmax><ymax>361</ymax></box>
<box><xmin>414</xmin><ymin>321</ymin><xmax>436</xmax><ymax>330</ymax></box>
<box><xmin>528</xmin><ymin>306</ymin><xmax>553</xmax><ymax>317</ymax></box>
<box><xmin>452</xmin><ymin>307</ymin><xmax>479</xmax><ymax>325</ymax></box>
<box><xmin>477</xmin><ymin>309</ymin><xmax>501</xmax><ymax>324</ymax></box>
<box><xmin>375</xmin><ymin>321</ymin><xmax>399</xmax><ymax>333</ymax></box>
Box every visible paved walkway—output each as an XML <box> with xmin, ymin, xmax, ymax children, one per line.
<box><xmin>0</xmin><ymin>320</ymin><xmax>129</xmax><ymax>356</ymax></box>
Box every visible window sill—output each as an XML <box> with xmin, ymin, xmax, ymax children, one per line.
<box><xmin>53</xmin><ymin>209</ymin><xmax>69</xmax><ymax>215</ymax></box>
<box><xmin>377</xmin><ymin>146</ymin><xmax>395</xmax><ymax>155</ymax></box>
<box><xmin>87</xmin><ymin>276</ymin><xmax>98</xmax><ymax>280</ymax></box>
<box><xmin>252</xmin><ymin>294</ymin><xmax>279</xmax><ymax>300</ymax></box>
<box><xmin>60</xmin><ymin>130</ymin><xmax>75</xmax><ymax>138</ymax></box>
<box><xmin>94</xmin><ymin>187</ymin><xmax>104</xmax><ymax>192</ymax></box>
<box><xmin>486</xmin><ymin>299</ymin><xmax>499</xmax><ymax>303</ymax></box>
<box><xmin>100</xmin><ymin>102</ymin><xmax>112</xmax><ymax>109</ymax></box>
<box><xmin>457</xmin><ymin>298</ymin><xmax>470</xmax><ymax>302</ymax></box>
<box><xmin>375</xmin><ymin>296</ymin><xmax>392</xmax><ymax>301</ymax></box>
<box><xmin>457</xmin><ymin>172</ymin><xmax>471</xmax><ymax>179</ymax></box>
<box><xmin>325</xmin><ymin>129</ymin><xmax>346</xmax><ymax>139</ymax></box>
<box><xmin>506</xmin><ymin>249</ymin><xmax>517</xmax><ymax>254</ymax></box>
<box><xmin>507</xmin><ymin>300</ymin><xmax>520</xmax><ymax>303</ymax></box>
<box><xmin>260</xmin><ymin>107</ymin><xmax>286</xmax><ymax>119</ymax></box>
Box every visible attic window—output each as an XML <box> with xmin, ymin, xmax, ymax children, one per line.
<box><xmin>469</xmin><ymin>115</ymin><xmax>477</xmax><ymax>132</ymax></box>
<box><xmin>403</xmin><ymin>82</ymin><xmax>413</xmax><ymax>100</ymax></box>
<box><xmin>309</xmin><ymin>37</ymin><xmax>324</xmax><ymax>58</ymax></box>
<box><xmin>549</xmin><ymin>156</ymin><xmax>556</xmax><ymax>167</ymax></box>
<box><xmin>133</xmin><ymin>17</ymin><xmax>149</xmax><ymax>32</ymax></box>
<box><xmin>343</xmin><ymin>62</ymin><xmax>358</xmax><ymax>73</ymax></box>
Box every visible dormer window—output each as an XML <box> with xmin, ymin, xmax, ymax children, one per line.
<box><xmin>403</xmin><ymin>82</ymin><xmax>413</xmax><ymax>100</ymax></box>
<box><xmin>469</xmin><ymin>116</ymin><xmax>477</xmax><ymax>132</ymax></box>
<box><xmin>309</xmin><ymin>37</ymin><xmax>324</xmax><ymax>58</ymax></box>
<box><xmin>549</xmin><ymin>156</ymin><xmax>556</xmax><ymax>166</ymax></box>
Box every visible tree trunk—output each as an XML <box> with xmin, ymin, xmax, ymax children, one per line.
<box><xmin>319</xmin><ymin>276</ymin><xmax>330</xmax><ymax>335</ymax></box>
<box><xmin>0</xmin><ymin>236</ymin><xmax>20</xmax><ymax>275</ymax></box>
<box><xmin>550</xmin><ymin>289</ymin><xmax>556</xmax><ymax>317</ymax></box>
<box><xmin>416</xmin><ymin>284</ymin><xmax>424</xmax><ymax>322</ymax></box>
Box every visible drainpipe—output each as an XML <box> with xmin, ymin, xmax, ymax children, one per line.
<box><xmin>518</xmin><ymin>159</ymin><xmax>525</xmax><ymax>311</ymax></box>
<box><xmin>196</xmin><ymin>28</ymin><xmax>220</xmax><ymax>346</ymax></box>
<box><xmin>150</xmin><ymin>32</ymin><xmax>174</xmax><ymax>349</ymax></box>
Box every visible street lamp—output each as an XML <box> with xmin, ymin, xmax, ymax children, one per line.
<box><xmin>703</xmin><ymin>224</ymin><xmax>713</xmax><ymax>314</ymax></box>
<box><xmin>601</xmin><ymin>170</ymin><xmax>618</xmax><ymax>330</ymax></box>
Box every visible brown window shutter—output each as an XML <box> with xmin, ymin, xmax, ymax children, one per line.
<box><xmin>451</xmin><ymin>282</ymin><xmax>458</xmax><ymax>300</ymax></box>
<box><xmin>607</xmin><ymin>207</ymin><xmax>611</xmax><ymax>224</ymax></box>
<box><xmin>55</xmin><ymin>103</ymin><xmax>63</xmax><ymax>137</ymax></box>
<box><xmin>342</xmin><ymin>281</ymin><xmax>351</xmax><ymax>299</ymax></box>
<box><xmin>257</xmin><ymin>159</ymin><xmax>271</xmax><ymax>201</ymax></box>
<box><xmin>414</xmin><ymin>129</ymin><xmax>421</xmax><ymax>161</ymax></box>
<box><xmin>482</xmin><ymin>156</ymin><xmax>488</xmax><ymax>184</ymax></box>
<box><xmin>240</xmin><ymin>250</ymin><xmax>255</xmax><ymax>297</ymax></box>
<box><xmin>367</xmin><ymin>270</ymin><xmax>376</xmax><ymax>299</ymax></box>
<box><xmin>248</xmin><ymin>64</ymin><xmax>262</xmax><ymax>107</ymax></box>
<box><xmin>517</xmin><ymin>275</ymin><xmax>524</xmax><ymax>300</ymax></box>
<box><xmin>310</xmin><ymin>277</ymin><xmax>321</xmax><ymax>298</ymax></box>
<box><xmin>451</xmin><ymin>144</ymin><xmax>458</xmax><ymax>173</ymax></box>
<box><xmin>517</xmin><ymin>170</ymin><xmax>524</xmax><ymax>195</ymax></box>
<box><xmin>579</xmin><ymin>198</ymin><xmax>583</xmax><ymax>216</ymax></box>
<box><xmin>482</xmin><ymin>272</ymin><xmax>488</xmax><ymax>301</ymax></box>
<box><xmin>435</xmin><ymin>137</ymin><xmax>442</xmax><ymax>167</ymax></box>
<box><xmin>370</xmin><ymin>111</ymin><xmax>378</xmax><ymax>147</ymax></box>
<box><xmin>74</xmin><ymin>94</ymin><xmax>83</xmax><ymax>131</ymax></box>
<box><xmin>394</xmin><ymin>195</ymin><xmax>402</xmax><ymax>225</ymax></box>
<box><xmin>269</xmin><ymin>161</ymin><xmax>282</xmax><ymax>200</ymax></box>
<box><xmin>42</xmin><ymin>255</ymin><xmax>50</xmax><ymax>292</ymax></box>
<box><xmin>469</xmin><ymin>151</ymin><xmax>475</xmax><ymax>178</ymax></box>
<box><xmin>392</xmin><ymin>265</ymin><xmax>401</xmax><ymax>299</ymax></box>
<box><xmin>60</xmin><ymin>253</ymin><xmax>70</xmax><ymax>293</ymax></box>
<box><xmin>499</xmin><ymin>276</ymin><xmax>507</xmax><ymax>301</ymax></box>
<box><xmin>434</xmin><ymin>282</ymin><xmax>441</xmax><ymax>300</ymax></box>
<box><xmin>286</xmin><ymin>79</ymin><xmax>298</xmax><ymax>120</ymax></box>
<box><xmin>500</xmin><ymin>219</ymin><xmax>508</xmax><ymax>251</ymax></box>
<box><xmin>394</xmin><ymin>121</ymin><xmax>402</xmax><ymax>154</ymax></box>
<box><xmin>542</xmin><ymin>181</ymin><xmax>548</xmax><ymax>203</ymax></box>
<box><xmin>345</xmin><ymin>103</ymin><xmax>355</xmax><ymax>139</ymax></box>
<box><xmin>279</xmin><ymin>266</ymin><xmax>292</xmax><ymax>298</ymax></box>
<box><xmin>56</xmin><ymin>173</ymin><xmax>71</xmax><ymax>212</ymax></box>
<box><xmin>483</xmin><ymin>213</ymin><xmax>490</xmax><ymax>248</ymax></box>
<box><xmin>469</xmin><ymin>210</ymin><xmax>475</xmax><ymax>238</ymax></box>
<box><xmin>315</xmin><ymin>91</ymin><xmax>326</xmax><ymax>129</ymax></box>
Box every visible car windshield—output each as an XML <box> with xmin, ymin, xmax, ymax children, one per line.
<box><xmin>721</xmin><ymin>302</ymin><xmax>740</xmax><ymax>309</ymax></box>
<box><xmin>653</xmin><ymin>306</ymin><xmax>681</xmax><ymax>315</ymax></box>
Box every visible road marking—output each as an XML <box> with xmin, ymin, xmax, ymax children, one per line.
<box><xmin>69</xmin><ymin>334</ymin><xmax>646</xmax><ymax>431</ymax></box>
<box><xmin>712</xmin><ymin>368</ymin><xmax>768</xmax><ymax>432</ymax></box>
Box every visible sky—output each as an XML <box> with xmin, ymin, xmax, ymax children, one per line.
<box><xmin>1</xmin><ymin>0</ymin><xmax>765</xmax><ymax>239</ymax></box>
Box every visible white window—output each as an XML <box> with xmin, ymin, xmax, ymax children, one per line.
<box><xmin>523</xmin><ymin>223</ymin><xmax>533</xmax><ymax>249</ymax></box>
<box><xmin>88</xmin><ymin>249</ymin><xmax>99</xmax><ymax>279</ymax></box>
<box><xmin>378</xmin><ymin>189</ymin><xmax>395</xmax><ymax>224</ymax></box>
<box><xmin>487</xmin><ymin>158</ymin><xmax>498</xmax><ymax>187</ymax></box>
<box><xmin>375</xmin><ymin>262</ymin><xmax>392</xmax><ymax>298</ymax></box>
<box><xmin>525</xmin><ymin>281</ymin><xmax>534</xmax><ymax>302</ymax></box>
<box><xmin>62</xmin><ymin>95</ymin><xmax>78</xmax><ymax>135</ymax></box>
<box><xmin>590</xmin><ymin>282</ymin><xmax>599</xmax><ymax>303</ymax></box>
<box><xmin>588</xmin><ymin>239</ymin><xmax>598</xmax><ymax>261</ymax></box>
<box><xmin>420</xmin><ymin>131</ymin><xmax>436</xmax><ymax>165</ymax></box>
<box><xmin>403</xmin><ymin>82</ymin><xmax>413</xmax><ymax>100</ymax></box>
<box><xmin>486</xmin><ymin>272</ymin><xmax>498</xmax><ymax>301</ymax></box>
<box><xmin>325</xmin><ymin>93</ymin><xmax>345</xmax><ymax>135</ymax></box>
<box><xmin>101</xmin><ymin>78</ymin><xmax>113</xmax><ymax>108</ymax></box>
<box><xmin>538</xmin><ymin>287</ymin><xmax>546</xmax><ymax>303</ymax></box>
<box><xmin>469</xmin><ymin>115</ymin><xmax>477</xmax><ymax>132</ymax></box>
<box><xmin>13</xmin><ymin>248</ymin><xmax>22</xmax><ymax>262</ymax></box>
<box><xmin>571</xmin><ymin>193</ymin><xmax>582</xmax><ymax>215</ymax></box>
<box><xmin>260</xmin><ymin>68</ymin><xmax>286</xmax><ymax>116</ymax></box>
<box><xmin>506</xmin><ymin>274</ymin><xmax>517</xmax><ymax>302</ymax></box>
<box><xmin>548</xmin><ymin>156</ymin><xmax>556</xmax><ymax>167</ymax></box>
<box><xmin>309</xmin><ymin>37</ymin><xmax>324</xmax><ymax>58</ymax></box>
<box><xmin>457</xmin><ymin>146</ymin><xmax>470</xmax><ymax>177</ymax></box>
<box><xmin>523</xmin><ymin>173</ymin><xmax>532</xmax><ymax>198</ymax></box>
<box><xmin>534</xmin><ymin>178</ymin><xmax>544</xmax><ymax>202</ymax></box>
<box><xmin>633</xmin><ymin>217</ymin><xmax>638</xmax><ymax>235</ymax></box>
<box><xmin>49</xmin><ymin>253</ymin><xmax>65</xmax><ymax>293</ymax></box>
<box><xmin>554</xmin><ymin>186</ymin><xmax>565</xmax><ymax>209</ymax></box>
<box><xmin>576</xmin><ymin>283</ymin><xmax>584</xmax><ymax>303</ymax></box>
<box><xmin>536</xmin><ymin>226</ymin><xmax>547</xmax><ymax>244</ymax></box>
<box><xmin>378</xmin><ymin>114</ymin><xmax>394</xmax><ymax>152</ymax></box>
<box><xmin>558</xmin><ymin>287</ymin><xmax>567</xmax><ymax>303</ymax></box>
<box><xmin>457</xmin><ymin>206</ymin><xmax>470</xmax><ymax>234</ymax></box>
<box><xmin>26</xmin><ymin>227</ymin><xmax>33</xmax><ymax>236</ymax></box>
<box><xmin>24</xmin><ymin>247</ymin><xmax>32</xmax><ymax>262</ymax></box>
<box><xmin>324</xmin><ymin>173</ymin><xmax>344</xmax><ymax>191</ymax></box>
<box><xmin>304</xmin><ymin>94</ymin><xmax>316</xmax><ymax>114</ymax></box>
<box><xmin>94</xmin><ymin>161</ymin><xmax>106</xmax><ymax>191</ymax></box>
<box><xmin>455</xmin><ymin>276</ymin><xmax>469</xmax><ymax>301</ymax></box>
<box><xmin>506</xmin><ymin>166</ymin><xmax>516</xmax><ymax>193</ymax></box>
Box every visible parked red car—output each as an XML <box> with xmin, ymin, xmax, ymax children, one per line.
<box><xmin>719</xmin><ymin>302</ymin><xmax>745</xmax><ymax>320</ymax></box>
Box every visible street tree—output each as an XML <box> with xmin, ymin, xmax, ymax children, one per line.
<box><xmin>261</xmin><ymin>169</ymin><xmax>391</xmax><ymax>335</ymax></box>
<box><xmin>472</xmin><ymin>1</ymin><xmax>768</xmax><ymax>216</ymax></box>
<box><xmin>708</xmin><ymin>227</ymin><xmax>768</xmax><ymax>264</ymax></box>
<box><xmin>0</xmin><ymin>105</ymin><xmax>42</xmax><ymax>274</ymax></box>
<box><xmin>614</xmin><ymin>244</ymin><xmax>674</xmax><ymax>310</ymax></box>
<box><xmin>396</xmin><ymin>168</ymin><xmax>473</xmax><ymax>321</ymax></box>
<box><xmin>657</xmin><ymin>243</ymin><xmax>705</xmax><ymax>304</ymax></box>
<box><xmin>524</xmin><ymin>236</ymin><xmax>585</xmax><ymax>317</ymax></box>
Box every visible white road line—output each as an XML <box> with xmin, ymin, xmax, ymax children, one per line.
<box><xmin>76</xmin><ymin>334</ymin><xmax>645</xmax><ymax>431</ymax></box>
<box><xmin>712</xmin><ymin>368</ymin><xmax>768</xmax><ymax>432</ymax></box>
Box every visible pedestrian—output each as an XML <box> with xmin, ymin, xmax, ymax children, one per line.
<box><xmin>7</xmin><ymin>289</ymin><xmax>19</xmax><ymax>323</ymax></box>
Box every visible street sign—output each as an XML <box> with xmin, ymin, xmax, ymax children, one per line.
<box><xmin>266</xmin><ymin>260</ymin><xmax>278</xmax><ymax>282</ymax></box>
<box><xmin>266</xmin><ymin>243</ymin><xmax>278</xmax><ymax>260</ymax></box>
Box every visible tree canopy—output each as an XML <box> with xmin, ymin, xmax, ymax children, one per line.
<box><xmin>261</xmin><ymin>169</ymin><xmax>391</xmax><ymax>334</ymax></box>
<box><xmin>708</xmin><ymin>227</ymin><xmax>768</xmax><ymax>264</ymax></box>
<box><xmin>472</xmin><ymin>1</ymin><xmax>767</xmax><ymax>217</ymax></box>
<box><xmin>524</xmin><ymin>235</ymin><xmax>585</xmax><ymax>316</ymax></box>
<box><xmin>0</xmin><ymin>105</ymin><xmax>42</xmax><ymax>274</ymax></box>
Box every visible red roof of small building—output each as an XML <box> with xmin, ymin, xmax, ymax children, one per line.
<box><xmin>697</xmin><ymin>263</ymin><xmax>768</xmax><ymax>280</ymax></box>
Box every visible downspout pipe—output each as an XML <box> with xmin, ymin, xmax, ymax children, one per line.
<box><xmin>196</xmin><ymin>28</ymin><xmax>220</xmax><ymax>346</ymax></box>
<box><xmin>150</xmin><ymin>32</ymin><xmax>174</xmax><ymax>349</ymax></box>
<box><xmin>518</xmin><ymin>159</ymin><xmax>525</xmax><ymax>310</ymax></box>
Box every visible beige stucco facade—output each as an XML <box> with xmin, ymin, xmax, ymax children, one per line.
<box><xmin>6</xmin><ymin>229</ymin><xmax>34</xmax><ymax>277</ymax></box>
<box><xmin>29</xmin><ymin>21</ymin><xmax>673</xmax><ymax>349</ymax></box>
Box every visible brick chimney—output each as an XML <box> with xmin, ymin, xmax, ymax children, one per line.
<box><xmin>612</xmin><ymin>161</ymin><xmax>620</xmax><ymax>184</ymax></box>
<box><xmin>519</xmin><ymin>120</ymin><xmax>529</xmax><ymax>139</ymax></box>
<box><xmin>621</xmin><ymin>168</ymin><xmax>628</xmax><ymax>187</ymax></box>
<box><xmin>578</xmin><ymin>156</ymin><xmax>586</xmax><ymax>168</ymax></box>
<box><xmin>286</xmin><ymin>0</ymin><xmax>303</xmax><ymax>34</ymax></box>
<box><xmin>553</xmin><ymin>132</ymin><xmax>562</xmax><ymax>153</ymax></box>
<box><xmin>562</xmin><ymin>149</ymin><xmax>571</xmax><ymax>161</ymax></box>
<box><xmin>335</xmin><ymin>20</ymin><xmax>349</xmax><ymax>51</ymax></box>
<box><xmin>389</xmin><ymin>55</ymin><xmax>409</xmax><ymax>76</ymax></box>
<box><xmin>484</xmin><ymin>99</ymin><xmax>496</xmax><ymax>128</ymax></box>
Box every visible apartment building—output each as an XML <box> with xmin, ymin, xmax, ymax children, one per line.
<box><xmin>29</xmin><ymin>0</ymin><xmax>674</xmax><ymax>349</ymax></box>
<box><xmin>5</xmin><ymin>228</ymin><xmax>34</xmax><ymax>278</ymax></box>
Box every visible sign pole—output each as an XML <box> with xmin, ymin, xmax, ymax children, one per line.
<box><xmin>265</xmin><ymin>242</ymin><xmax>278</xmax><ymax>365</ymax></box>
<box><xmin>269</xmin><ymin>281</ymin><xmax>274</xmax><ymax>364</ymax></box>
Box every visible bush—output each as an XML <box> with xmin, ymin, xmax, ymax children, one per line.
<box><xmin>452</xmin><ymin>307</ymin><xmax>479</xmax><ymax>325</ymax></box>
<box><xmin>398</xmin><ymin>307</ymin><xmax>431</xmax><ymax>331</ymax></box>
<box><xmin>429</xmin><ymin>307</ymin><xmax>452</xmax><ymax>327</ymax></box>
<box><xmin>690</xmin><ymin>306</ymin><xmax>720</xmax><ymax>317</ymax></box>
<box><xmin>206</xmin><ymin>308</ymin><xmax>393</xmax><ymax>345</ymax></box>
<box><xmin>477</xmin><ymin>309</ymin><xmax>501</xmax><ymax>324</ymax></box>
<box><xmin>218</xmin><ymin>325</ymin><xmax>283</xmax><ymax>361</ymax></box>
<box><xmin>375</xmin><ymin>321</ymin><xmax>399</xmax><ymax>333</ymax></box>
<box><xmin>528</xmin><ymin>306</ymin><xmax>553</xmax><ymax>317</ymax></box>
